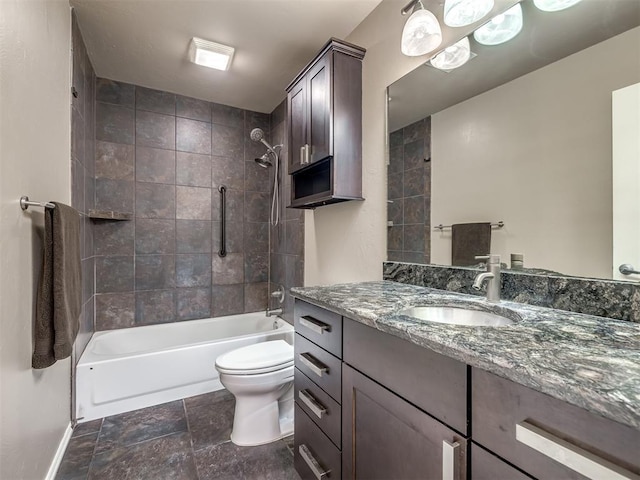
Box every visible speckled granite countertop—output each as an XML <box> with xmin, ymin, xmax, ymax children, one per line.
<box><xmin>290</xmin><ymin>281</ymin><xmax>640</xmax><ymax>430</ymax></box>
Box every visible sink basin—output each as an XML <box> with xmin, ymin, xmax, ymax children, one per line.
<box><xmin>399</xmin><ymin>305</ymin><xmax>516</xmax><ymax>327</ymax></box>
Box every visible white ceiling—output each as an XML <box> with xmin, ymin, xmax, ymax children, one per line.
<box><xmin>71</xmin><ymin>0</ymin><xmax>383</xmax><ymax>114</ymax></box>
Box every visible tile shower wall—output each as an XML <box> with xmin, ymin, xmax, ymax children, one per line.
<box><xmin>269</xmin><ymin>100</ymin><xmax>304</xmax><ymax>324</ymax></box>
<box><xmin>387</xmin><ymin>117</ymin><xmax>431</xmax><ymax>264</ymax></box>
<box><xmin>71</xmin><ymin>12</ymin><xmax>96</xmax><ymax>358</ymax></box>
<box><xmin>93</xmin><ymin>78</ymin><xmax>274</xmax><ymax>329</ymax></box>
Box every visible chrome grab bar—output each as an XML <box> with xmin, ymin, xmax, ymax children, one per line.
<box><xmin>218</xmin><ymin>186</ymin><xmax>226</xmax><ymax>257</ymax></box>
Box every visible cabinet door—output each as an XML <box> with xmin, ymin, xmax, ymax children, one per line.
<box><xmin>288</xmin><ymin>78</ymin><xmax>307</xmax><ymax>174</ymax></box>
<box><xmin>307</xmin><ymin>53</ymin><xmax>332</xmax><ymax>165</ymax></box>
<box><xmin>342</xmin><ymin>364</ymin><xmax>467</xmax><ymax>480</ymax></box>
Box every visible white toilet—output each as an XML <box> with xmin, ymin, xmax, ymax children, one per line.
<box><xmin>215</xmin><ymin>340</ymin><xmax>295</xmax><ymax>446</ymax></box>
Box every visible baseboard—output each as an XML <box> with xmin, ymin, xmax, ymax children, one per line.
<box><xmin>45</xmin><ymin>423</ymin><xmax>73</xmax><ymax>480</ymax></box>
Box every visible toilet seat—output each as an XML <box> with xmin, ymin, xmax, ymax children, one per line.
<box><xmin>215</xmin><ymin>340</ymin><xmax>293</xmax><ymax>375</ymax></box>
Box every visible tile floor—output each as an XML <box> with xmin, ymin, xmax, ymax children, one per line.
<box><xmin>56</xmin><ymin>390</ymin><xmax>300</xmax><ymax>480</ymax></box>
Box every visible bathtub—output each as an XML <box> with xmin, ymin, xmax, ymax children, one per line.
<box><xmin>76</xmin><ymin>312</ymin><xmax>293</xmax><ymax>422</ymax></box>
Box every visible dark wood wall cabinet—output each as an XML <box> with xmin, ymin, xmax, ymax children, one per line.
<box><xmin>286</xmin><ymin>38</ymin><xmax>365</xmax><ymax>209</ymax></box>
<box><xmin>292</xmin><ymin>299</ymin><xmax>640</xmax><ymax>480</ymax></box>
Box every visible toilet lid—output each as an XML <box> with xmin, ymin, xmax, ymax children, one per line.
<box><xmin>215</xmin><ymin>340</ymin><xmax>293</xmax><ymax>374</ymax></box>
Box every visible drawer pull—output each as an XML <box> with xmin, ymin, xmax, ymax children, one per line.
<box><xmin>299</xmin><ymin>444</ymin><xmax>330</xmax><ymax>480</ymax></box>
<box><xmin>298</xmin><ymin>353</ymin><xmax>328</xmax><ymax>377</ymax></box>
<box><xmin>298</xmin><ymin>389</ymin><xmax>327</xmax><ymax>419</ymax></box>
<box><xmin>516</xmin><ymin>421</ymin><xmax>640</xmax><ymax>480</ymax></box>
<box><xmin>442</xmin><ymin>440</ymin><xmax>460</xmax><ymax>480</ymax></box>
<box><xmin>300</xmin><ymin>315</ymin><xmax>331</xmax><ymax>335</ymax></box>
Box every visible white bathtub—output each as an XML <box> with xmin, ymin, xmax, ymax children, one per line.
<box><xmin>76</xmin><ymin>312</ymin><xmax>293</xmax><ymax>422</ymax></box>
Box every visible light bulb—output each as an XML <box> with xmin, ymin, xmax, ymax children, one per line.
<box><xmin>533</xmin><ymin>0</ymin><xmax>582</xmax><ymax>12</ymax></box>
<box><xmin>401</xmin><ymin>8</ymin><xmax>443</xmax><ymax>57</ymax></box>
<box><xmin>473</xmin><ymin>3</ymin><xmax>523</xmax><ymax>46</ymax></box>
<box><xmin>444</xmin><ymin>0</ymin><xmax>494</xmax><ymax>27</ymax></box>
<box><xmin>430</xmin><ymin>37</ymin><xmax>471</xmax><ymax>70</ymax></box>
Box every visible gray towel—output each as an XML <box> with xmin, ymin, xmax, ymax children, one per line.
<box><xmin>451</xmin><ymin>222</ymin><xmax>491</xmax><ymax>267</ymax></box>
<box><xmin>32</xmin><ymin>202</ymin><xmax>81</xmax><ymax>369</ymax></box>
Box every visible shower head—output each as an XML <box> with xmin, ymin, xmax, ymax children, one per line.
<box><xmin>255</xmin><ymin>152</ymin><xmax>273</xmax><ymax>168</ymax></box>
<box><xmin>250</xmin><ymin>127</ymin><xmax>277</xmax><ymax>154</ymax></box>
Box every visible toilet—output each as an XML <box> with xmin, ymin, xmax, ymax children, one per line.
<box><xmin>215</xmin><ymin>340</ymin><xmax>294</xmax><ymax>446</ymax></box>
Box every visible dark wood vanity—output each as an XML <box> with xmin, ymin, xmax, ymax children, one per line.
<box><xmin>293</xmin><ymin>298</ymin><xmax>640</xmax><ymax>480</ymax></box>
<box><xmin>286</xmin><ymin>38</ymin><xmax>365</xmax><ymax>209</ymax></box>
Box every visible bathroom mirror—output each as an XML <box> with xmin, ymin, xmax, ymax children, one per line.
<box><xmin>387</xmin><ymin>0</ymin><xmax>640</xmax><ymax>280</ymax></box>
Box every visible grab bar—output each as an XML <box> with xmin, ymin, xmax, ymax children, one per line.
<box><xmin>218</xmin><ymin>186</ymin><xmax>226</xmax><ymax>257</ymax></box>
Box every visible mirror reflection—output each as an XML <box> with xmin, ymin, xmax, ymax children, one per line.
<box><xmin>387</xmin><ymin>0</ymin><xmax>640</xmax><ymax>280</ymax></box>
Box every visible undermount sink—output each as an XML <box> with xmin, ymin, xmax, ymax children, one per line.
<box><xmin>399</xmin><ymin>305</ymin><xmax>517</xmax><ymax>327</ymax></box>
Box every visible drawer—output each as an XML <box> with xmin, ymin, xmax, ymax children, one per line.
<box><xmin>343</xmin><ymin>318</ymin><xmax>468</xmax><ymax>435</ymax></box>
<box><xmin>472</xmin><ymin>368</ymin><xmax>640</xmax><ymax>479</ymax></box>
<box><xmin>294</xmin><ymin>404</ymin><xmax>342</xmax><ymax>480</ymax></box>
<box><xmin>295</xmin><ymin>300</ymin><xmax>342</xmax><ymax>358</ymax></box>
<box><xmin>294</xmin><ymin>333</ymin><xmax>342</xmax><ymax>402</ymax></box>
<box><xmin>471</xmin><ymin>443</ymin><xmax>531</xmax><ymax>480</ymax></box>
<box><xmin>295</xmin><ymin>368</ymin><xmax>341</xmax><ymax>448</ymax></box>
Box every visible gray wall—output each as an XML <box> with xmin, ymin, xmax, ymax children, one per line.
<box><xmin>269</xmin><ymin>100</ymin><xmax>304</xmax><ymax>324</ymax></box>
<box><xmin>387</xmin><ymin>116</ymin><xmax>432</xmax><ymax>264</ymax></box>
<box><xmin>71</xmin><ymin>12</ymin><xmax>96</xmax><ymax>358</ymax></box>
<box><xmin>93</xmin><ymin>78</ymin><xmax>278</xmax><ymax>329</ymax></box>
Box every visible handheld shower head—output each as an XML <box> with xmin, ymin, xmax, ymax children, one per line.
<box><xmin>250</xmin><ymin>127</ymin><xmax>277</xmax><ymax>154</ymax></box>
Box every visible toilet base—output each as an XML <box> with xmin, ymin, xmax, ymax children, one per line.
<box><xmin>229</xmin><ymin>383</ymin><xmax>294</xmax><ymax>447</ymax></box>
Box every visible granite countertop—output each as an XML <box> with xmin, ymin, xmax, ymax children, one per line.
<box><xmin>290</xmin><ymin>281</ymin><xmax>640</xmax><ymax>430</ymax></box>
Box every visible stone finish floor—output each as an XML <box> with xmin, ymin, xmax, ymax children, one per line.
<box><xmin>56</xmin><ymin>390</ymin><xmax>299</xmax><ymax>479</ymax></box>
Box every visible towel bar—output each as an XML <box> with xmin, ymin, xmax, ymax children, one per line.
<box><xmin>434</xmin><ymin>221</ymin><xmax>504</xmax><ymax>231</ymax></box>
<box><xmin>20</xmin><ymin>196</ymin><xmax>55</xmax><ymax>210</ymax></box>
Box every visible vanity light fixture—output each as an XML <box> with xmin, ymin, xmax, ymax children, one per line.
<box><xmin>533</xmin><ymin>0</ymin><xmax>582</xmax><ymax>12</ymax></box>
<box><xmin>444</xmin><ymin>0</ymin><xmax>494</xmax><ymax>27</ymax></box>
<box><xmin>189</xmin><ymin>37</ymin><xmax>235</xmax><ymax>71</ymax></box>
<box><xmin>401</xmin><ymin>0</ymin><xmax>443</xmax><ymax>57</ymax></box>
<box><xmin>430</xmin><ymin>36</ymin><xmax>472</xmax><ymax>70</ymax></box>
<box><xmin>473</xmin><ymin>3</ymin><xmax>523</xmax><ymax>46</ymax></box>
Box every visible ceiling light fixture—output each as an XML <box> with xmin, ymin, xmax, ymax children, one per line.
<box><xmin>533</xmin><ymin>0</ymin><xmax>582</xmax><ymax>12</ymax></box>
<box><xmin>444</xmin><ymin>0</ymin><xmax>495</xmax><ymax>27</ymax></box>
<box><xmin>473</xmin><ymin>3</ymin><xmax>523</xmax><ymax>45</ymax></box>
<box><xmin>189</xmin><ymin>37</ymin><xmax>234</xmax><ymax>71</ymax></box>
<box><xmin>430</xmin><ymin>36</ymin><xmax>472</xmax><ymax>70</ymax></box>
<box><xmin>401</xmin><ymin>0</ymin><xmax>443</xmax><ymax>57</ymax></box>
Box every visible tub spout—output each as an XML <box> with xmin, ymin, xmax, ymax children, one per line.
<box><xmin>266</xmin><ymin>308</ymin><xmax>283</xmax><ymax>317</ymax></box>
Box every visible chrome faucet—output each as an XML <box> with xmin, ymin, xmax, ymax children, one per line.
<box><xmin>472</xmin><ymin>254</ymin><xmax>501</xmax><ymax>303</ymax></box>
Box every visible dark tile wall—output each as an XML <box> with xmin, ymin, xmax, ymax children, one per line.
<box><xmin>269</xmin><ymin>100</ymin><xmax>304</xmax><ymax>324</ymax></box>
<box><xmin>94</xmin><ymin>78</ymin><xmax>276</xmax><ymax>329</ymax></box>
<box><xmin>71</xmin><ymin>12</ymin><xmax>96</xmax><ymax>359</ymax></box>
<box><xmin>387</xmin><ymin>117</ymin><xmax>431</xmax><ymax>264</ymax></box>
<box><xmin>383</xmin><ymin>262</ymin><xmax>640</xmax><ymax>323</ymax></box>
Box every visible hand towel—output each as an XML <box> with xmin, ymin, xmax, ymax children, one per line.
<box><xmin>32</xmin><ymin>202</ymin><xmax>81</xmax><ymax>369</ymax></box>
<box><xmin>451</xmin><ymin>222</ymin><xmax>492</xmax><ymax>267</ymax></box>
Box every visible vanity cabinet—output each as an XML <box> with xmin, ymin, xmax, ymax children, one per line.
<box><xmin>292</xmin><ymin>299</ymin><xmax>640</xmax><ymax>480</ymax></box>
<box><xmin>286</xmin><ymin>38</ymin><xmax>365</xmax><ymax>209</ymax></box>
<box><xmin>293</xmin><ymin>300</ymin><xmax>343</xmax><ymax>480</ymax></box>
<box><xmin>472</xmin><ymin>367</ymin><xmax>640</xmax><ymax>480</ymax></box>
<box><xmin>342</xmin><ymin>364</ymin><xmax>467</xmax><ymax>480</ymax></box>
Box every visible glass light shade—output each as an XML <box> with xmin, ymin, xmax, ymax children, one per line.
<box><xmin>473</xmin><ymin>3</ymin><xmax>523</xmax><ymax>46</ymax></box>
<box><xmin>533</xmin><ymin>0</ymin><xmax>582</xmax><ymax>12</ymax></box>
<box><xmin>401</xmin><ymin>8</ymin><xmax>443</xmax><ymax>57</ymax></box>
<box><xmin>444</xmin><ymin>0</ymin><xmax>494</xmax><ymax>27</ymax></box>
<box><xmin>430</xmin><ymin>37</ymin><xmax>471</xmax><ymax>70</ymax></box>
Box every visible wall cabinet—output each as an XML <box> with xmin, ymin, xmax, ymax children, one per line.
<box><xmin>286</xmin><ymin>39</ymin><xmax>365</xmax><ymax>209</ymax></box>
